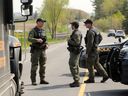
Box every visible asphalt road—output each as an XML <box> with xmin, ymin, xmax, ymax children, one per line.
<box><xmin>21</xmin><ymin>28</ymin><xmax>128</xmax><ymax>96</ymax></box>
<box><xmin>85</xmin><ymin>77</ymin><xmax>128</xmax><ymax>96</ymax></box>
<box><xmin>22</xmin><ymin>42</ymin><xmax>85</xmax><ymax>96</ymax></box>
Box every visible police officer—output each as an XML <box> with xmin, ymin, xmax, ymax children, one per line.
<box><xmin>28</xmin><ymin>18</ymin><xmax>49</xmax><ymax>85</ymax></box>
<box><xmin>84</xmin><ymin>19</ymin><xmax>109</xmax><ymax>83</ymax></box>
<box><xmin>67</xmin><ymin>21</ymin><xmax>82</xmax><ymax>87</ymax></box>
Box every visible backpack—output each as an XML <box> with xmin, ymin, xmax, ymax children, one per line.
<box><xmin>92</xmin><ymin>30</ymin><xmax>103</xmax><ymax>47</ymax></box>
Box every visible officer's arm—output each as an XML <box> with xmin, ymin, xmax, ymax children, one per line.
<box><xmin>68</xmin><ymin>33</ymin><xmax>81</xmax><ymax>46</ymax></box>
<box><xmin>44</xmin><ymin>36</ymin><xmax>48</xmax><ymax>44</ymax></box>
<box><xmin>86</xmin><ymin>31</ymin><xmax>94</xmax><ymax>55</ymax></box>
<box><xmin>28</xmin><ymin>30</ymin><xmax>38</xmax><ymax>43</ymax></box>
<box><xmin>42</xmin><ymin>31</ymin><xmax>48</xmax><ymax>44</ymax></box>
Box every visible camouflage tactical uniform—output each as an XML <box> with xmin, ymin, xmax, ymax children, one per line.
<box><xmin>28</xmin><ymin>27</ymin><xmax>47</xmax><ymax>83</ymax></box>
<box><xmin>85</xmin><ymin>28</ymin><xmax>108</xmax><ymax>81</ymax></box>
<box><xmin>68</xmin><ymin>29</ymin><xmax>82</xmax><ymax>82</ymax></box>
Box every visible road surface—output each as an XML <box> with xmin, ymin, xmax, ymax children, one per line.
<box><xmin>21</xmin><ymin>28</ymin><xmax>128</xmax><ymax>96</ymax></box>
<box><xmin>22</xmin><ymin>42</ymin><xmax>85</xmax><ymax>96</ymax></box>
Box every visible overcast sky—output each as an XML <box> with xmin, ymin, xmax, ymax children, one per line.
<box><xmin>14</xmin><ymin>0</ymin><xmax>94</xmax><ymax>14</ymax></box>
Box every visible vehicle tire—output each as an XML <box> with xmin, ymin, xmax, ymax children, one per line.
<box><xmin>79</xmin><ymin>49</ymin><xmax>87</xmax><ymax>68</ymax></box>
<box><xmin>106</xmin><ymin>47</ymin><xmax>121</xmax><ymax>82</ymax></box>
<box><xmin>122</xmin><ymin>36</ymin><xmax>125</xmax><ymax>39</ymax></box>
<box><xmin>10</xmin><ymin>78</ymin><xmax>17</xmax><ymax>96</ymax></box>
<box><xmin>10</xmin><ymin>61</ymin><xmax>21</xmax><ymax>96</ymax></box>
<box><xmin>19</xmin><ymin>63</ymin><xmax>23</xmax><ymax>78</ymax></box>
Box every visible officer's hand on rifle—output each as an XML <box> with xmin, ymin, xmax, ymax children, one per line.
<box><xmin>37</xmin><ymin>39</ymin><xmax>43</xmax><ymax>43</ymax></box>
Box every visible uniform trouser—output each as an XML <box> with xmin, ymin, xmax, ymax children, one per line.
<box><xmin>69</xmin><ymin>52</ymin><xmax>80</xmax><ymax>82</ymax></box>
<box><xmin>86</xmin><ymin>54</ymin><xmax>108</xmax><ymax>81</ymax></box>
<box><xmin>30</xmin><ymin>49</ymin><xmax>47</xmax><ymax>82</ymax></box>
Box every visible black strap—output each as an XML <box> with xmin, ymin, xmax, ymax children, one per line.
<box><xmin>79</xmin><ymin>34</ymin><xmax>82</xmax><ymax>47</ymax></box>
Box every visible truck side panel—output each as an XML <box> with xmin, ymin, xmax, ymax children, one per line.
<box><xmin>0</xmin><ymin>0</ymin><xmax>17</xmax><ymax>96</ymax></box>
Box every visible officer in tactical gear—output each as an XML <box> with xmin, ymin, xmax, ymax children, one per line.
<box><xmin>84</xmin><ymin>19</ymin><xmax>109</xmax><ymax>83</ymax></box>
<box><xmin>67</xmin><ymin>21</ymin><xmax>82</xmax><ymax>87</ymax></box>
<box><xmin>28</xmin><ymin>18</ymin><xmax>49</xmax><ymax>85</ymax></box>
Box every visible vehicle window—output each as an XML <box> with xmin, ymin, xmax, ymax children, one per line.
<box><xmin>117</xmin><ymin>31</ymin><xmax>122</xmax><ymax>33</ymax></box>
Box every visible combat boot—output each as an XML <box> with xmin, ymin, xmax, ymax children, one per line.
<box><xmin>40</xmin><ymin>80</ymin><xmax>49</xmax><ymax>84</ymax></box>
<box><xmin>101</xmin><ymin>77</ymin><xmax>109</xmax><ymax>83</ymax></box>
<box><xmin>32</xmin><ymin>82</ymin><xmax>37</xmax><ymax>86</ymax></box>
<box><xmin>84</xmin><ymin>79</ymin><xmax>95</xmax><ymax>83</ymax></box>
<box><xmin>69</xmin><ymin>81</ymin><xmax>80</xmax><ymax>87</ymax></box>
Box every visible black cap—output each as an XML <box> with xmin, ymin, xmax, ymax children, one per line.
<box><xmin>84</xmin><ymin>19</ymin><xmax>93</xmax><ymax>24</ymax></box>
<box><xmin>36</xmin><ymin>18</ymin><xmax>46</xmax><ymax>23</ymax></box>
<box><xmin>70</xmin><ymin>21</ymin><xmax>79</xmax><ymax>26</ymax></box>
<box><xmin>70</xmin><ymin>21</ymin><xmax>79</xmax><ymax>28</ymax></box>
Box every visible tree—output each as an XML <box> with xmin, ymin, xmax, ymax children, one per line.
<box><xmin>121</xmin><ymin>0</ymin><xmax>128</xmax><ymax>17</ymax></box>
<box><xmin>33</xmin><ymin>11</ymin><xmax>38</xmax><ymax>19</ymax></box>
<box><xmin>93</xmin><ymin>0</ymin><xmax>126</xmax><ymax>33</ymax></box>
<box><xmin>92</xmin><ymin>0</ymin><xmax>104</xmax><ymax>19</ymax></box>
<box><xmin>101</xmin><ymin>0</ymin><xmax>124</xmax><ymax>16</ymax></box>
<box><xmin>123</xmin><ymin>19</ymin><xmax>128</xmax><ymax>34</ymax></box>
<box><xmin>121</xmin><ymin>0</ymin><xmax>128</xmax><ymax>33</ymax></box>
<box><xmin>94</xmin><ymin>18</ymin><xmax>110</xmax><ymax>32</ymax></box>
<box><xmin>94</xmin><ymin>11</ymin><xmax>125</xmax><ymax>32</ymax></box>
<box><xmin>111</xmin><ymin>11</ymin><xmax>125</xmax><ymax>30</ymax></box>
<box><xmin>41</xmin><ymin>0</ymin><xmax>69</xmax><ymax>39</ymax></box>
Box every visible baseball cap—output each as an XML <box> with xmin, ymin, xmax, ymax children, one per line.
<box><xmin>36</xmin><ymin>18</ymin><xmax>46</xmax><ymax>23</ymax></box>
<box><xmin>70</xmin><ymin>21</ymin><xmax>79</xmax><ymax>26</ymax></box>
<box><xmin>84</xmin><ymin>19</ymin><xmax>93</xmax><ymax>24</ymax></box>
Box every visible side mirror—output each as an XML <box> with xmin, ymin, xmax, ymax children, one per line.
<box><xmin>21</xmin><ymin>0</ymin><xmax>32</xmax><ymax>5</ymax></box>
<box><xmin>14</xmin><ymin>0</ymin><xmax>33</xmax><ymax>22</ymax></box>
<box><xmin>21</xmin><ymin>5</ymin><xmax>33</xmax><ymax>16</ymax></box>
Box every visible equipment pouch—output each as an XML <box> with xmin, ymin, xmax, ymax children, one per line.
<box><xmin>30</xmin><ymin>45</ymin><xmax>35</xmax><ymax>53</ymax></box>
<box><xmin>67</xmin><ymin>46</ymin><xmax>83</xmax><ymax>55</ymax></box>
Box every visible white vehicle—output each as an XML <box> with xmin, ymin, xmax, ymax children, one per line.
<box><xmin>0</xmin><ymin>0</ymin><xmax>32</xmax><ymax>96</ymax></box>
<box><xmin>115</xmin><ymin>30</ymin><xmax>126</xmax><ymax>39</ymax></box>
<box><xmin>107</xmin><ymin>29</ymin><xmax>116</xmax><ymax>37</ymax></box>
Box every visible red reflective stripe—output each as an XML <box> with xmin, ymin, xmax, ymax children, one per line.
<box><xmin>0</xmin><ymin>41</ymin><xmax>4</xmax><ymax>51</ymax></box>
<box><xmin>0</xmin><ymin>57</ymin><xmax>6</xmax><ymax>68</ymax></box>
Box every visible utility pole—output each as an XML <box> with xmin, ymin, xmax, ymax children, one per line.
<box><xmin>9</xmin><ymin>24</ymin><xmax>15</xmax><ymax>36</ymax></box>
